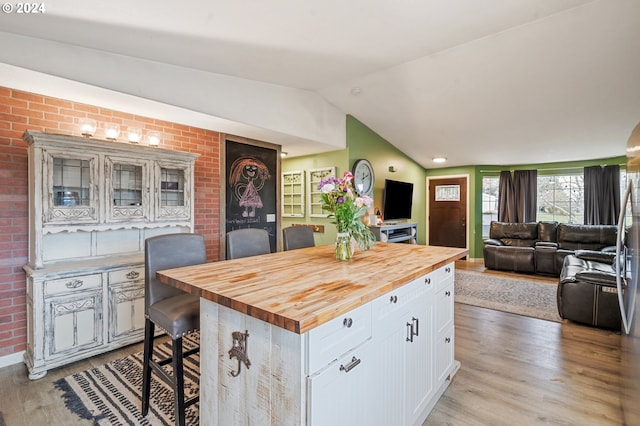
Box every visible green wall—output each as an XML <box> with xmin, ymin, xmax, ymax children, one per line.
<box><xmin>281</xmin><ymin>115</ymin><xmax>429</xmax><ymax>247</ymax></box>
<box><xmin>283</xmin><ymin>113</ymin><xmax>625</xmax><ymax>259</ymax></box>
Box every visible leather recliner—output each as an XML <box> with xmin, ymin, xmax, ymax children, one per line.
<box><xmin>557</xmin><ymin>250</ymin><xmax>621</xmax><ymax>330</ymax></box>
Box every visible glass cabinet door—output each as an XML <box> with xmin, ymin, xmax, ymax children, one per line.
<box><xmin>156</xmin><ymin>162</ymin><xmax>192</xmax><ymax>221</ymax></box>
<box><xmin>106</xmin><ymin>156</ymin><xmax>149</xmax><ymax>222</ymax></box>
<box><xmin>44</xmin><ymin>151</ymin><xmax>98</xmax><ymax>224</ymax></box>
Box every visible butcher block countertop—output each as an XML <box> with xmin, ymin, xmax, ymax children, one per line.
<box><xmin>157</xmin><ymin>242</ymin><xmax>467</xmax><ymax>334</ymax></box>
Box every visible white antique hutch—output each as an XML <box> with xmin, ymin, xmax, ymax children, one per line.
<box><xmin>23</xmin><ymin>130</ymin><xmax>198</xmax><ymax>379</ymax></box>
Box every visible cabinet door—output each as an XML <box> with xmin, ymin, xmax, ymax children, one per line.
<box><xmin>308</xmin><ymin>340</ymin><xmax>373</xmax><ymax>426</ymax></box>
<box><xmin>405</xmin><ymin>297</ymin><xmax>435</xmax><ymax>425</ymax></box>
<box><xmin>155</xmin><ymin>160</ymin><xmax>193</xmax><ymax>221</ymax></box>
<box><xmin>105</xmin><ymin>156</ymin><xmax>150</xmax><ymax>222</ymax></box>
<box><xmin>435</xmin><ymin>281</ymin><xmax>455</xmax><ymax>384</ymax></box>
<box><xmin>45</xmin><ymin>291</ymin><xmax>103</xmax><ymax>359</ymax></box>
<box><xmin>43</xmin><ymin>150</ymin><xmax>99</xmax><ymax>224</ymax></box>
<box><xmin>109</xmin><ymin>282</ymin><xmax>145</xmax><ymax>342</ymax></box>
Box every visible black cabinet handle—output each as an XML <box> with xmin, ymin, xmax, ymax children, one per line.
<box><xmin>343</xmin><ymin>318</ymin><xmax>353</xmax><ymax>328</ymax></box>
<box><xmin>390</xmin><ymin>295</ymin><xmax>398</xmax><ymax>303</ymax></box>
<box><xmin>406</xmin><ymin>322</ymin><xmax>414</xmax><ymax>342</ymax></box>
<box><xmin>445</xmin><ymin>291</ymin><xmax>451</xmax><ymax>297</ymax></box>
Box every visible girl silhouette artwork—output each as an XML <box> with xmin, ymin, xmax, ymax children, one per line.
<box><xmin>229</xmin><ymin>157</ymin><xmax>272</xmax><ymax>218</ymax></box>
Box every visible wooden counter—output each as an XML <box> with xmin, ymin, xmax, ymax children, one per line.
<box><xmin>157</xmin><ymin>242</ymin><xmax>467</xmax><ymax>334</ymax></box>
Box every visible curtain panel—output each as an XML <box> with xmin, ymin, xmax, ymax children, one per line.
<box><xmin>497</xmin><ymin>170</ymin><xmax>537</xmax><ymax>223</ymax></box>
<box><xmin>585</xmin><ymin>165</ymin><xmax>620</xmax><ymax>225</ymax></box>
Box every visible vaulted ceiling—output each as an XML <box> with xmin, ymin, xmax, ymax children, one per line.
<box><xmin>0</xmin><ymin>0</ymin><xmax>638</xmax><ymax>167</ymax></box>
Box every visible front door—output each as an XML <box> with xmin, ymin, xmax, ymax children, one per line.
<box><xmin>428</xmin><ymin>177</ymin><xmax>467</xmax><ymax>248</ymax></box>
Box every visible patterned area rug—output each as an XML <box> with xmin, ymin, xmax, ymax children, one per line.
<box><xmin>455</xmin><ymin>270</ymin><xmax>563</xmax><ymax>322</ymax></box>
<box><xmin>54</xmin><ymin>333</ymin><xmax>200</xmax><ymax>425</ymax></box>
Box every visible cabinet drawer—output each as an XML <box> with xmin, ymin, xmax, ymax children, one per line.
<box><xmin>45</xmin><ymin>274</ymin><xmax>102</xmax><ymax>296</ymax></box>
<box><xmin>108</xmin><ymin>266</ymin><xmax>145</xmax><ymax>284</ymax></box>
<box><xmin>435</xmin><ymin>262</ymin><xmax>455</xmax><ymax>293</ymax></box>
<box><xmin>308</xmin><ymin>303</ymin><xmax>371</xmax><ymax>374</ymax></box>
<box><xmin>435</xmin><ymin>282</ymin><xmax>454</xmax><ymax>334</ymax></box>
<box><xmin>372</xmin><ymin>274</ymin><xmax>432</xmax><ymax>336</ymax></box>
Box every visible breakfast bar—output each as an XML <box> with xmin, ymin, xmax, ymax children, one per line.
<box><xmin>158</xmin><ymin>242</ymin><xmax>467</xmax><ymax>425</ymax></box>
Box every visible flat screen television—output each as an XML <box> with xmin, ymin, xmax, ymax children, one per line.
<box><xmin>382</xmin><ymin>179</ymin><xmax>414</xmax><ymax>221</ymax></box>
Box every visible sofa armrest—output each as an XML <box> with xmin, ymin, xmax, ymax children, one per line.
<box><xmin>575</xmin><ymin>249</ymin><xmax>616</xmax><ymax>264</ymax></box>
<box><xmin>575</xmin><ymin>270</ymin><xmax>618</xmax><ymax>287</ymax></box>
<box><xmin>484</xmin><ymin>238</ymin><xmax>504</xmax><ymax>246</ymax></box>
<box><xmin>535</xmin><ymin>241</ymin><xmax>558</xmax><ymax>248</ymax></box>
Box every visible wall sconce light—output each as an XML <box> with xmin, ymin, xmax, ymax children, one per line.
<box><xmin>104</xmin><ymin>123</ymin><xmax>121</xmax><ymax>141</ymax></box>
<box><xmin>127</xmin><ymin>127</ymin><xmax>143</xmax><ymax>144</ymax></box>
<box><xmin>80</xmin><ymin>118</ymin><xmax>97</xmax><ymax>137</ymax></box>
<box><xmin>388</xmin><ymin>165</ymin><xmax>397</xmax><ymax>172</ymax></box>
<box><xmin>432</xmin><ymin>156</ymin><xmax>447</xmax><ymax>164</ymax></box>
<box><xmin>147</xmin><ymin>131</ymin><xmax>161</xmax><ymax>147</ymax></box>
<box><xmin>281</xmin><ymin>151</ymin><xmax>288</xmax><ymax>158</ymax></box>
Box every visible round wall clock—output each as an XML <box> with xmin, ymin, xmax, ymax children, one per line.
<box><xmin>352</xmin><ymin>159</ymin><xmax>375</xmax><ymax>196</ymax></box>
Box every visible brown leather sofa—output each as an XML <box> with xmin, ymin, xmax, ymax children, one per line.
<box><xmin>557</xmin><ymin>250</ymin><xmax>621</xmax><ymax>330</ymax></box>
<box><xmin>483</xmin><ymin>221</ymin><xmax>618</xmax><ymax>276</ymax></box>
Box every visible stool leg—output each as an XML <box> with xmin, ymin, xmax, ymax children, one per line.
<box><xmin>173</xmin><ymin>336</ymin><xmax>186</xmax><ymax>426</ymax></box>
<box><xmin>141</xmin><ymin>318</ymin><xmax>155</xmax><ymax>416</ymax></box>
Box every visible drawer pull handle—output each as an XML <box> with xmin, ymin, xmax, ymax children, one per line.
<box><xmin>445</xmin><ymin>291</ymin><xmax>451</xmax><ymax>297</ymax></box>
<box><xmin>126</xmin><ymin>271</ymin><xmax>140</xmax><ymax>280</ymax></box>
<box><xmin>445</xmin><ymin>267</ymin><xmax>451</xmax><ymax>273</ymax></box>
<box><xmin>445</xmin><ymin>337</ymin><xmax>451</xmax><ymax>343</ymax></box>
<box><xmin>425</xmin><ymin>277</ymin><xmax>431</xmax><ymax>285</ymax></box>
<box><xmin>343</xmin><ymin>318</ymin><xmax>353</xmax><ymax>328</ymax></box>
<box><xmin>412</xmin><ymin>316</ymin><xmax>419</xmax><ymax>337</ymax></box>
<box><xmin>340</xmin><ymin>356</ymin><xmax>361</xmax><ymax>373</ymax></box>
<box><xmin>406</xmin><ymin>322</ymin><xmax>414</xmax><ymax>342</ymax></box>
<box><xmin>65</xmin><ymin>279</ymin><xmax>84</xmax><ymax>289</ymax></box>
<box><xmin>390</xmin><ymin>295</ymin><xmax>398</xmax><ymax>303</ymax></box>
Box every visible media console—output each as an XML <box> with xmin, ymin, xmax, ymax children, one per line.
<box><xmin>369</xmin><ymin>222</ymin><xmax>418</xmax><ymax>244</ymax></box>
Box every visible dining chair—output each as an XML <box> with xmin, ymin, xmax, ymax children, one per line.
<box><xmin>282</xmin><ymin>225</ymin><xmax>315</xmax><ymax>251</ymax></box>
<box><xmin>141</xmin><ymin>233</ymin><xmax>206</xmax><ymax>426</ymax></box>
<box><xmin>226</xmin><ymin>228</ymin><xmax>271</xmax><ymax>259</ymax></box>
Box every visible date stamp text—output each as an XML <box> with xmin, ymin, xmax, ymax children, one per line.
<box><xmin>2</xmin><ymin>3</ymin><xmax>46</xmax><ymax>13</ymax></box>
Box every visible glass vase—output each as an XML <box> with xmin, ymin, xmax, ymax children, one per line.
<box><xmin>335</xmin><ymin>232</ymin><xmax>353</xmax><ymax>261</ymax></box>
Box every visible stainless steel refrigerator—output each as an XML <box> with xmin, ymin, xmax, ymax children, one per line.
<box><xmin>619</xmin><ymin>121</ymin><xmax>640</xmax><ymax>425</ymax></box>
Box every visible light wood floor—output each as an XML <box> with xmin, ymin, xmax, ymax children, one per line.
<box><xmin>0</xmin><ymin>260</ymin><xmax>623</xmax><ymax>425</ymax></box>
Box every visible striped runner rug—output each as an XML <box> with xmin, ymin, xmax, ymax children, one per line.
<box><xmin>54</xmin><ymin>333</ymin><xmax>200</xmax><ymax>425</ymax></box>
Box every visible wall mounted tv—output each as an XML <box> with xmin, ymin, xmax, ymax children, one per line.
<box><xmin>382</xmin><ymin>179</ymin><xmax>414</xmax><ymax>221</ymax></box>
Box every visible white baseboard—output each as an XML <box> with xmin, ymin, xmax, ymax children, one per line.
<box><xmin>0</xmin><ymin>351</ymin><xmax>24</xmax><ymax>369</ymax></box>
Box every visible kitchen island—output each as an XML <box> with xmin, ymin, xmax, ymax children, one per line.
<box><xmin>158</xmin><ymin>242</ymin><xmax>467</xmax><ymax>425</ymax></box>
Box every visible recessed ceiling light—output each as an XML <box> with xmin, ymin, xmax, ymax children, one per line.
<box><xmin>432</xmin><ymin>156</ymin><xmax>447</xmax><ymax>163</ymax></box>
<box><xmin>350</xmin><ymin>87</ymin><xmax>362</xmax><ymax>96</ymax></box>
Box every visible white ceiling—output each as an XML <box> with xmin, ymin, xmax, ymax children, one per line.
<box><xmin>0</xmin><ymin>0</ymin><xmax>638</xmax><ymax>168</ymax></box>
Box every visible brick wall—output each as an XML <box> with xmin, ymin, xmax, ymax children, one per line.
<box><xmin>0</xmin><ymin>86</ymin><xmax>221</xmax><ymax>358</ymax></box>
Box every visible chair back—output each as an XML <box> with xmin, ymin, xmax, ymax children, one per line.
<box><xmin>282</xmin><ymin>226</ymin><xmax>315</xmax><ymax>251</ymax></box>
<box><xmin>144</xmin><ymin>233</ymin><xmax>206</xmax><ymax>313</ymax></box>
<box><xmin>226</xmin><ymin>228</ymin><xmax>271</xmax><ymax>259</ymax></box>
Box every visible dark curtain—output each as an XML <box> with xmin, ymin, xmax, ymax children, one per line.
<box><xmin>498</xmin><ymin>170</ymin><xmax>537</xmax><ymax>223</ymax></box>
<box><xmin>514</xmin><ymin>170</ymin><xmax>538</xmax><ymax>222</ymax></box>
<box><xmin>497</xmin><ymin>171</ymin><xmax>515</xmax><ymax>222</ymax></box>
<box><xmin>584</xmin><ymin>165</ymin><xmax>620</xmax><ymax>225</ymax></box>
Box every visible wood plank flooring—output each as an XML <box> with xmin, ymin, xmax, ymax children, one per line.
<box><xmin>0</xmin><ymin>260</ymin><xmax>623</xmax><ymax>425</ymax></box>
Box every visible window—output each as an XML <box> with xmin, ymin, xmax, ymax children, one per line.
<box><xmin>481</xmin><ymin>176</ymin><xmax>499</xmax><ymax>238</ymax></box>
<box><xmin>537</xmin><ymin>174</ymin><xmax>584</xmax><ymax>224</ymax></box>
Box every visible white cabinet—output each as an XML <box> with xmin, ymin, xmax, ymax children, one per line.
<box><xmin>108</xmin><ymin>266</ymin><xmax>146</xmax><ymax>342</ymax></box>
<box><xmin>435</xmin><ymin>265</ymin><xmax>455</xmax><ymax>385</ymax></box>
<box><xmin>308</xmin><ymin>340</ymin><xmax>374</xmax><ymax>426</ymax></box>
<box><xmin>369</xmin><ymin>222</ymin><xmax>418</xmax><ymax>243</ymax></box>
<box><xmin>200</xmin><ymin>262</ymin><xmax>458</xmax><ymax>426</ymax></box>
<box><xmin>23</xmin><ymin>130</ymin><xmax>198</xmax><ymax>379</ymax></box>
<box><xmin>370</xmin><ymin>272</ymin><xmax>436</xmax><ymax>426</ymax></box>
<box><xmin>43</xmin><ymin>273</ymin><xmax>103</xmax><ymax>360</ymax></box>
